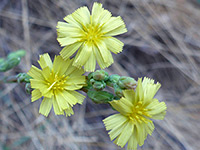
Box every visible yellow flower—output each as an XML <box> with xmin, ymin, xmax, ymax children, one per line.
<box><xmin>27</xmin><ymin>53</ymin><xmax>86</xmax><ymax>117</ymax></box>
<box><xmin>57</xmin><ymin>2</ymin><xmax>127</xmax><ymax>72</ymax></box>
<box><xmin>103</xmin><ymin>77</ymin><xmax>167</xmax><ymax>150</ymax></box>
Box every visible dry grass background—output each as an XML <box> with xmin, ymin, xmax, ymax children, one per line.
<box><xmin>0</xmin><ymin>0</ymin><xmax>200</xmax><ymax>150</ymax></box>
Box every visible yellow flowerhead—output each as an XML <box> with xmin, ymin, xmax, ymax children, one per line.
<box><xmin>27</xmin><ymin>53</ymin><xmax>86</xmax><ymax>117</ymax></box>
<box><xmin>57</xmin><ymin>2</ymin><xmax>127</xmax><ymax>72</ymax></box>
<box><xmin>103</xmin><ymin>77</ymin><xmax>167</xmax><ymax>150</ymax></box>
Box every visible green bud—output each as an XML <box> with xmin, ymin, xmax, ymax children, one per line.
<box><xmin>17</xmin><ymin>73</ymin><xmax>32</xmax><ymax>83</ymax></box>
<box><xmin>106</xmin><ymin>74</ymin><xmax>120</xmax><ymax>87</ymax></box>
<box><xmin>87</xmin><ymin>72</ymin><xmax>93</xmax><ymax>80</ymax></box>
<box><xmin>117</xmin><ymin>76</ymin><xmax>137</xmax><ymax>89</ymax></box>
<box><xmin>89</xmin><ymin>78</ymin><xmax>95</xmax><ymax>85</ymax></box>
<box><xmin>7</xmin><ymin>50</ymin><xmax>26</xmax><ymax>59</ymax></box>
<box><xmin>7</xmin><ymin>57</ymin><xmax>21</xmax><ymax>69</ymax></box>
<box><xmin>0</xmin><ymin>57</ymin><xmax>21</xmax><ymax>72</ymax></box>
<box><xmin>0</xmin><ymin>61</ymin><xmax>8</xmax><ymax>72</ymax></box>
<box><xmin>0</xmin><ymin>58</ymin><xmax>5</xmax><ymax>64</ymax></box>
<box><xmin>87</xmin><ymin>90</ymin><xmax>114</xmax><ymax>104</ymax></box>
<box><xmin>93</xmin><ymin>70</ymin><xmax>109</xmax><ymax>81</ymax></box>
<box><xmin>114</xmin><ymin>84</ymin><xmax>123</xmax><ymax>98</ymax></box>
<box><xmin>25</xmin><ymin>83</ymin><xmax>31</xmax><ymax>94</ymax></box>
<box><xmin>93</xmin><ymin>81</ymin><xmax>106</xmax><ymax>91</ymax></box>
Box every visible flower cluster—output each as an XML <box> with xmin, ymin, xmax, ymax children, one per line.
<box><xmin>28</xmin><ymin>54</ymin><xmax>85</xmax><ymax>117</ymax></box>
<box><xmin>27</xmin><ymin>2</ymin><xmax>167</xmax><ymax>150</ymax></box>
<box><xmin>103</xmin><ymin>77</ymin><xmax>167</xmax><ymax>149</ymax></box>
<box><xmin>57</xmin><ymin>2</ymin><xmax>127</xmax><ymax>72</ymax></box>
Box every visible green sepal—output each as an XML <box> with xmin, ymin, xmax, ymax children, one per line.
<box><xmin>25</xmin><ymin>83</ymin><xmax>31</xmax><ymax>94</ymax></box>
<box><xmin>93</xmin><ymin>70</ymin><xmax>109</xmax><ymax>81</ymax></box>
<box><xmin>87</xmin><ymin>90</ymin><xmax>114</xmax><ymax>104</ymax></box>
<box><xmin>106</xmin><ymin>74</ymin><xmax>120</xmax><ymax>87</ymax></box>
<box><xmin>92</xmin><ymin>80</ymin><xmax>106</xmax><ymax>91</ymax></box>
<box><xmin>17</xmin><ymin>73</ymin><xmax>32</xmax><ymax>83</ymax></box>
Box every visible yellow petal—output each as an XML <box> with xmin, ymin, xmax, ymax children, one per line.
<box><xmin>145</xmin><ymin>121</ymin><xmax>155</xmax><ymax>135</ymax></box>
<box><xmin>57</xmin><ymin>37</ymin><xmax>81</xmax><ymax>47</ymax></box>
<box><xmin>96</xmin><ymin>41</ymin><xmax>109</xmax><ymax>63</ymax></box>
<box><xmin>122</xmin><ymin>90</ymin><xmax>135</xmax><ymax>103</ymax></box>
<box><xmin>101</xmin><ymin>16</ymin><xmax>126</xmax><ymax>34</ymax></box>
<box><xmin>27</xmin><ymin>65</ymin><xmax>44</xmax><ymax>80</ymax></box>
<box><xmin>30</xmin><ymin>79</ymin><xmax>47</xmax><ymax>89</ymax></box>
<box><xmin>103</xmin><ymin>114</ymin><xmax>128</xmax><ymax>131</ymax></box>
<box><xmin>60</xmin><ymin>42</ymin><xmax>82</xmax><ymax>59</ymax></box>
<box><xmin>39</xmin><ymin>97</ymin><xmax>52</xmax><ymax>117</ymax></box>
<box><xmin>38</xmin><ymin>53</ymin><xmax>53</xmax><ymax>69</ymax></box>
<box><xmin>68</xmin><ymin>91</ymin><xmax>85</xmax><ymax>104</ymax></box>
<box><xmin>110</xmin><ymin>98</ymin><xmax>133</xmax><ymax>115</ymax></box>
<box><xmin>103</xmin><ymin>37</ymin><xmax>124</xmax><ymax>54</ymax></box>
<box><xmin>41</xmin><ymin>66</ymin><xmax>51</xmax><ymax>80</ymax></box>
<box><xmin>84</xmin><ymin>51</ymin><xmax>96</xmax><ymax>72</ymax></box>
<box><xmin>57</xmin><ymin>21</ymin><xmax>82</xmax><ymax>38</ymax></box>
<box><xmin>96</xmin><ymin>42</ymin><xmax>114</xmax><ymax>68</ymax></box>
<box><xmin>98</xmin><ymin>9</ymin><xmax>112</xmax><ymax>27</ymax></box>
<box><xmin>117</xmin><ymin>121</ymin><xmax>134</xmax><ymax>147</ymax></box>
<box><xmin>104</xmin><ymin>24</ymin><xmax>127</xmax><ymax>36</ymax></box>
<box><xmin>64</xmin><ymin>14</ymin><xmax>82</xmax><ymax>29</ymax></box>
<box><xmin>91</xmin><ymin>3</ymin><xmax>104</xmax><ymax>25</ymax></box>
<box><xmin>147</xmin><ymin>99</ymin><xmax>167</xmax><ymax>120</ymax></box>
<box><xmin>135</xmin><ymin>122</ymin><xmax>146</xmax><ymax>146</ymax></box>
<box><xmin>52</xmin><ymin>96</ymin><xmax>64</xmax><ymax>115</ymax></box>
<box><xmin>93</xmin><ymin>46</ymin><xmax>107</xmax><ymax>69</ymax></box>
<box><xmin>108</xmin><ymin>117</ymin><xmax>128</xmax><ymax>141</ymax></box>
<box><xmin>55</xmin><ymin>91</ymin><xmax>71</xmax><ymax>110</ymax></box>
<box><xmin>65</xmin><ymin>107</ymin><xmax>74</xmax><ymax>117</ymax></box>
<box><xmin>142</xmin><ymin>77</ymin><xmax>161</xmax><ymax>104</ymax></box>
<box><xmin>31</xmin><ymin>89</ymin><xmax>42</xmax><ymax>102</ymax></box>
<box><xmin>127</xmin><ymin>128</ymin><xmax>138</xmax><ymax>150</ymax></box>
<box><xmin>52</xmin><ymin>55</ymin><xmax>70</xmax><ymax>76</ymax></box>
<box><xmin>69</xmin><ymin>67</ymin><xmax>85</xmax><ymax>78</ymax></box>
<box><xmin>73</xmin><ymin>44</ymin><xmax>92</xmax><ymax>68</ymax></box>
<box><xmin>135</xmin><ymin>78</ymin><xmax>143</xmax><ymax>103</ymax></box>
<box><xmin>71</xmin><ymin>6</ymin><xmax>90</xmax><ymax>26</ymax></box>
<box><xmin>59</xmin><ymin>90</ymin><xmax>78</xmax><ymax>107</ymax></box>
<box><xmin>65</xmin><ymin>76</ymin><xmax>85</xmax><ymax>86</ymax></box>
<box><xmin>64</xmin><ymin>84</ymin><xmax>83</xmax><ymax>91</ymax></box>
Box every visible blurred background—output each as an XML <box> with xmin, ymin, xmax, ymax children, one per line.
<box><xmin>0</xmin><ymin>0</ymin><xmax>200</xmax><ymax>149</ymax></box>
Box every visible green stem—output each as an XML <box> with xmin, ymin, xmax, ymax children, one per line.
<box><xmin>0</xmin><ymin>76</ymin><xmax>18</xmax><ymax>84</ymax></box>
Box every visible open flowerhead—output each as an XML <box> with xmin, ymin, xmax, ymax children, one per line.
<box><xmin>27</xmin><ymin>53</ymin><xmax>86</xmax><ymax>117</ymax></box>
<box><xmin>103</xmin><ymin>77</ymin><xmax>167</xmax><ymax>150</ymax></box>
<box><xmin>57</xmin><ymin>2</ymin><xmax>127</xmax><ymax>72</ymax></box>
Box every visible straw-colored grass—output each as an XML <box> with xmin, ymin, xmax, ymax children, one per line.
<box><xmin>0</xmin><ymin>0</ymin><xmax>200</xmax><ymax>149</ymax></box>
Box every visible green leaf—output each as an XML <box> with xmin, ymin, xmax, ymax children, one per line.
<box><xmin>87</xmin><ymin>90</ymin><xmax>114</xmax><ymax>104</ymax></box>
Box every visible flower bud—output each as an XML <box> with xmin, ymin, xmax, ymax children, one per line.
<box><xmin>89</xmin><ymin>78</ymin><xmax>95</xmax><ymax>85</ymax></box>
<box><xmin>25</xmin><ymin>83</ymin><xmax>31</xmax><ymax>94</ymax></box>
<box><xmin>87</xmin><ymin>72</ymin><xmax>93</xmax><ymax>80</ymax></box>
<box><xmin>17</xmin><ymin>73</ymin><xmax>32</xmax><ymax>83</ymax></box>
<box><xmin>93</xmin><ymin>70</ymin><xmax>109</xmax><ymax>81</ymax></box>
<box><xmin>114</xmin><ymin>85</ymin><xmax>123</xmax><ymax>98</ymax></box>
<box><xmin>93</xmin><ymin>81</ymin><xmax>106</xmax><ymax>91</ymax></box>
<box><xmin>0</xmin><ymin>57</ymin><xmax>21</xmax><ymax>72</ymax></box>
<box><xmin>106</xmin><ymin>74</ymin><xmax>120</xmax><ymax>87</ymax></box>
<box><xmin>87</xmin><ymin>90</ymin><xmax>114</xmax><ymax>104</ymax></box>
<box><xmin>7</xmin><ymin>50</ymin><xmax>26</xmax><ymax>59</ymax></box>
<box><xmin>117</xmin><ymin>76</ymin><xmax>137</xmax><ymax>89</ymax></box>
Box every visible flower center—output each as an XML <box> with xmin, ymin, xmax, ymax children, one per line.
<box><xmin>47</xmin><ymin>72</ymin><xmax>68</xmax><ymax>92</ymax></box>
<box><xmin>129</xmin><ymin>101</ymin><xmax>151</xmax><ymax>124</ymax></box>
<box><xmin>82</xmin><ymin>23</ymin><xmax>103</xmax><ymax>45</ymax></box>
